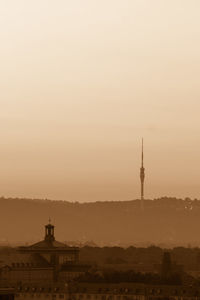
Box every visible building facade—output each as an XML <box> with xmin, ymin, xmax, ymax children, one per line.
<box><xmin>10</xmin><ymin>282</ymin><xmax>200</xmax><ymax>300</ymax></box>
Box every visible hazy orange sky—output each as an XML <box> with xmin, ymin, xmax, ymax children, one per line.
<box><xmin>1</xmin><ymin>0</ymin><xmax>200</xmax><ymax>201</ymax></box>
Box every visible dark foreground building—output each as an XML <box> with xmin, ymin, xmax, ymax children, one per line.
<box><xmin>3</xmin><ymin>282</ymin><xmax>200</xmax><ymax>300</ymax></box>
<box><xmin>0</xmin><ymin>288</ymin><xmax>14</xmax><ymax>300</ymax></box>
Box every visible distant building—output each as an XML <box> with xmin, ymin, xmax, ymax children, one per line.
<box><xmin>0</xmin><ymin>222</ymin><xmax>89</xmax><ymax>284</ymax></box>
<box><xmin>154</xmin><ymin>251</ymin><xmax>183</xmax><ymax>279</ymax></box>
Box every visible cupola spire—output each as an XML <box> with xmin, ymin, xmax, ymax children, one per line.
<box><xmin>45</xmin><ymin>220</ymin><xmax>55</xmax><ymax>241</ymax></box>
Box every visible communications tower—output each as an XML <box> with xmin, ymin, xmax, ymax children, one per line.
<box><xmin>140</xmin><ymin>139</ymin><xmax>145</xmax><ymax>210</ymax></box>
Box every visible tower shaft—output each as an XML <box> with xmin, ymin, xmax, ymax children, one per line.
<box><xmin>140</xmin><ymin>139</ymin><xmax>145</xmax><ymax>210</ymax></box>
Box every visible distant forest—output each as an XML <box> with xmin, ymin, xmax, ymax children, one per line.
<box><xmin>1</xmin><ymin>245</ymin><xmax>200</xmax><ymax>274</ymax></box>
<box><xmin>0</xmin><ymin>197</ymin><xmax>200</xmax><ymax>246</ymax></box>
<box><xmin>79</xmin><ymin>245</ymin><xmax>200</xmax><ymax>272</ymax></box>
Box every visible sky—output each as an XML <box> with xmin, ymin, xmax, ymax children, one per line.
<box><xmin>0</xmin><ymin>0</ymin><xmax>200</xmax><ymax>202</ymax></box>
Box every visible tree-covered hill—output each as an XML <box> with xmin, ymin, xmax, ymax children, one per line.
<box><xmin>0</xmin><ymin>197</ymin><xmax>199</xmax><ymax>245</ymax></box>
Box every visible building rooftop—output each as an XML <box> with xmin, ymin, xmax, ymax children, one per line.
<box><xmin>29</xmin><ymin>239</ymin><xmax>68</xmax><ymax>249</ymax></box>
<box><xmin>19</xmin><ymin>222</ymin><xmax>79</xmax><ymax>252</ymax></box>
<box><xmin>0</xmin><ymin>253</ymin><xmax>51</xmax><ymax>268</ymax></box>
